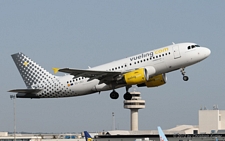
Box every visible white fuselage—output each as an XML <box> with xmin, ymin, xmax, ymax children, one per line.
<box><xmin>36</xmin><ymin>42</ymin><xmax>210</xmax><ymax>98</ymax></box>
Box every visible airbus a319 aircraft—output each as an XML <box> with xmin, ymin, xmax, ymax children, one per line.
<box><xmin>9</xmin><ymin>42</ymin><xmax>210</xmax><ymax>100</ymax></box>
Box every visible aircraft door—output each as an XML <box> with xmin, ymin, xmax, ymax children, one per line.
<box><xmin>172</xmin><ymin>45</ymin><xmax>181</xmax><ymax>59</ymax></box>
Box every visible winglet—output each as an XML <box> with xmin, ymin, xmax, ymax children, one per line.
<box><xmin>52</xmin><ymin>68</ymin><xmax>59</xmax><ymax>74</ymax></box>
<box><xmin>84</xmin><ymin>131</ymin><xmax>92</xmax><ymax>141</ymax></box>
<box><xmin>157</xmin><ymin>126</ymin><xmax>168</xmax><ymax>141</ymax></box>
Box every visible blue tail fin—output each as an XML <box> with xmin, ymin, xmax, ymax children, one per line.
<box><xmin>84</xmin><ymin>131</ymin><xmax>92</xmax><ymax>141</ymax></box>
<box><xmin>157</xmin><ymin>126</ymin><xmax>168</xmax><ymax>141</ymax></box>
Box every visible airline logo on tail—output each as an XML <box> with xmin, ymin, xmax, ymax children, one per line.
<box><xmin>23</xmin><ymin>61</ymin><xmax>29</xmax><ymax>67</ymax></box>
<box><xmin>157</xmin><ymin>126</ymin><xmax>168</xmax><ymax>141</ymax></box>
<box><xmin>84</xmin><ymin>131</ymin><xmax>92</xmax><ymax>141</ymax></box>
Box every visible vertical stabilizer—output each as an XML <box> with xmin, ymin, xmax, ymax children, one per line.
<box><xmin>11</xmin><ymin>52</ymin><xmax>57</xmax><ymax>89</ymax></box>
<box><xmin>84</xmin><ymin>131</ymin><xmax>92</xmax><ymax>141</ymax></box>
<box><xmin>157</xmin><ymin>126</ymin><xmax>168</xmax><ymax>141</ymax></box>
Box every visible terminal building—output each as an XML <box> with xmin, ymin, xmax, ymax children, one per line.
<box><xmin>199</xmin><ymin>106</ymin><xmax>225</xmax><ymax>134</ymax></box>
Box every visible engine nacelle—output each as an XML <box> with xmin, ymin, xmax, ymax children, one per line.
<box><xmin>122</xmin><ymin>66</ymin><xmax>156</xmax><ymax>85</ymax></box>
<box><xmin>144</xmin><ymin>73</ymin><xmax>166</xmax><ymax>87</ymax></box>
<box><xmin>123</xmin><ymin>68</ymin><xmax>146</xmax><ymax>85</ymax></box>
<box><xmin>145</xmin><ymin>74</ymin><xmax>166</xmax><ymax>87</ymax></box>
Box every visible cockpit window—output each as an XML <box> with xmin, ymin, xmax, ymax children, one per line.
<box><xmin>187</xmin><ymin>44</ymin><xmax>200</xmax><ymax>50</ymax></box>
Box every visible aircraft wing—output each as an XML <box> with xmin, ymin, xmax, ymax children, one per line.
<box><xmin>59</xmin><ymin>68</ymin><xmax>122</xmax><ymax>83</ymax></box>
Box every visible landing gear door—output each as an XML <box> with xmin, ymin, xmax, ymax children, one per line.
<box><xmin>172</xmin><ymin>45</ymin><xmax>181</xmax><ymax>59</ymax></box>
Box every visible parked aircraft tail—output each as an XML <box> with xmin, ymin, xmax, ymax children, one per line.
<box><xmin>157</xmin><ymin>126</ymin><xmax>168</xmax><ymax>141</ymax></box>
<box><xmin>84</xmin><ymin>131</ymin><xmax>92</xmax><ymax>141</ymax></box>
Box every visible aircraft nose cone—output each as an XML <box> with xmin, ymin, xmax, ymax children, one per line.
<box><xmin>205</xmin><ymin>48</ymin><xmax>211</xmax><ymax>57</ymax></box>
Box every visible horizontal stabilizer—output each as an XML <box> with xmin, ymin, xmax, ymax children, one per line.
<box><xmin>8</xmin><ymin>89</ymin><xmax>42</xmax><ymax>98</ymax></box>
<box><xmin>8</xmin><ymin>89</ymin><xmax>42</xmax><ymax>93</ymax></box>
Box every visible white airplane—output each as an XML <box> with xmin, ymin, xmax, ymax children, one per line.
<box><xmin>9</xmin><ymin>42</ymin><xmax>210</xmax><ymax>100</ymax></box>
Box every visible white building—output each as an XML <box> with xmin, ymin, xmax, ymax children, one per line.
<box><xmin>199</xmin><ymin>107</ymin><xmax>225</xmax><ymax>133</ymax></box>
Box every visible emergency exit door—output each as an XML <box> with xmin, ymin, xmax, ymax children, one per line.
<box><xmin>172</xmin><ymin>45</ymin><xmax>181</xmax><ymax>59</ymax></box>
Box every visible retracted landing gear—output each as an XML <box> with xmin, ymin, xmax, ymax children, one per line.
<box><xmin>110</xmin><ymin>90</ymin><xmax>119</xmax><ymax>99</ymax></box>
<box><xmin>123</xmin><ymin>86</ymin><xmax>132</xmax><ymax>100</ymax></box>
<box><xmin>180</xmin><ymin>68</ymin><xmax>189</xmax><ymax>81</ymax></box>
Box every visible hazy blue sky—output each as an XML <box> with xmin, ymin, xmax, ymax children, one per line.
<box><xmin>1</xmin><ymin>1</ymin><xmax>224</xmax><ymax>133</ymax></box>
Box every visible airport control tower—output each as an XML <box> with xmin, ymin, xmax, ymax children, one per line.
<box><xmin>124</xmin><ymin>90</ymin><xmax>145</xmax><ymax>131</ymax></box>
